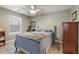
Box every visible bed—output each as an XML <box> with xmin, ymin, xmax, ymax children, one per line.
<box><xmin>14</xmin><ymin>27</ymin><xmax>56</xmax><ymax>54</ymax></box>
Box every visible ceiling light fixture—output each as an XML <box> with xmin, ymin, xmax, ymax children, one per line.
<box><xmin>29</xmin><ymin>5</ymin><xmax>40</xmax><ymax>14</ymax></box>
<box><xmin>30</xmin><ymin>10</ymin><xmax>37</xmax><ymax>14</ymax></box>
<box><xmin>23</xmin><ymin>5</ymin><xmax>42</xmax><ymax>15</ymax></box>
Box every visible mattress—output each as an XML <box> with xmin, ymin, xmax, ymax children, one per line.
<box><xmin>17</xmin><ymin>32</ymin><xmax>52</xmax><ymax>41</ymax></box>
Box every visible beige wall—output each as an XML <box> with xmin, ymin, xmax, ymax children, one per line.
<box><xmin>31</xmin><ymin>10</ymin><xmax>71</xmax><ymax>41</ymax></box>
<box><xmin>0</xmin><ymin>7</ymin><xmax>31</xmax><ymax>41</ymax></box>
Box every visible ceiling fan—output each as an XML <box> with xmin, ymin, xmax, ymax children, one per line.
<box><xmin>24</xmin><ymin>5</ymin><xmax>43</xmax><ymax>14</ymax></box>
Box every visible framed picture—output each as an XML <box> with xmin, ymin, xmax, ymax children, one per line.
<box><xmin>30</xmin><ymin>21</ymin><xmax>36</xmax><ymax>27</ymax></box>
<box><xmin>72</xmin><ymin>11</ymin><xmax>77</xmax><ymax>21</ymax></box>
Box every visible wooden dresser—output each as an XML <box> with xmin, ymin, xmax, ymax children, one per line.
<box><xmin>62</xmin><ymin>22</ymin><xmax>78</xmax><ymax>54</ymax></box>
<box><xmin>0</xmin><ymin>29</ymin><xmax>5</xmax><ymax>46</ymax></box>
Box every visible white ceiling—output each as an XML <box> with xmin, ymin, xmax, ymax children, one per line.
<box><xmin>0</xmin><ymin>5</ymin><xmax>72</xmax><ymax>16</ymax></box>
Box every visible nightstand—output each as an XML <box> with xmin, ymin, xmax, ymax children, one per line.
<box><xmin>0</xmin><ymin>29</ymin><xmax>5</xmax><ymax>46</ymax></box>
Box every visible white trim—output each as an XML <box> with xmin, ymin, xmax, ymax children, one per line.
<box><xmin>9</xmin><ymin>32</ymin><xmax>21</xmax><ymax>35</ymax></box>
<box><xmin>5</xmin><ymin>39</ymin><xmax>14</xmax><ymax>44</ymax></box>
<box><xmin>55</xmin><ymin>40</ymin><xmax>62</xmax><ymax>43</ymax></box>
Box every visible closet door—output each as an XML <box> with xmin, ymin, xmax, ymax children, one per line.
<box><xmin>63</xmin><ymin>22</ymin><xmax>78</xmax><ymax>53</ymax></box>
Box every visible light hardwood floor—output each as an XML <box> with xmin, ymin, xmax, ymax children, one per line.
<box><xmin>48</xmin><ymin>42</ymin><xmax>62</xmax><ymax>54</ymax></box>
<box><xmin>0</xmin><ymin>41</ymin><xmax>62</xmax><ymax>54</ymax></box>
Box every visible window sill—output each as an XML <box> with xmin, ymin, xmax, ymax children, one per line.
<box><xmin>9</xmin><ymin>32</ymin><xmax>21</xmax><ymax>35</ymax></box>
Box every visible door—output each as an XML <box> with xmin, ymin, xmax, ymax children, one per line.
<box><xmin>62</xmin><ymin>22</ymin><xmax>78</xmax><ymax>53</ymax></box>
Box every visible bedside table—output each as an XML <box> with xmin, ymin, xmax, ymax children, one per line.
<box><xmin>0</xmin><ymin>29</ymin><xmax>5</xmax><ymax>46</ymax></box>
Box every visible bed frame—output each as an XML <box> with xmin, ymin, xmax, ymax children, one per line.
<box><xmin>14</xmin><ymin>26</ymin><xmax>57</xmax><ymax>54</ymax></box>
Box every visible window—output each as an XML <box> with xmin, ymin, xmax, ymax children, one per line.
<box><xmin>9</xmin><ymin>15</ymin><xmax>22</xmax><ymax>34</ymax></box>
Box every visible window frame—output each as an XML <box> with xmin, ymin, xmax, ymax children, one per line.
<box><xmin>9</xmin><ymin>15</ymin><xmax>22</xmax><ymax>35</ymax></box>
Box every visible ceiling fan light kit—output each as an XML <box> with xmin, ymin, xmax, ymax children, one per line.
<box><xmin>29</xmin><ymin>5</ymin><xmax>41</xmax><ymax>14</ymax></box>
<box><xmin>30</xmin><ymin>10</ymin><xmax>37</xmax><ymax>14</ymax></box>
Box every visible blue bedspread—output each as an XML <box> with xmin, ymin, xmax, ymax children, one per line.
<box><xmin>14</xmin><ymin>35</ymin><xmax>41</xmax><ymax>54</ymax></box>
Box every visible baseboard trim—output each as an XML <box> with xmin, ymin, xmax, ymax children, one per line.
<box><xmin>55</xmin><ymin>40</ymin><xmax>62</xmax><ymax>43</ymax></box>
<box><xmin>6</xmin><ymin>40</ymin><xmax>15</xmax><ymax>44</ymax></box>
